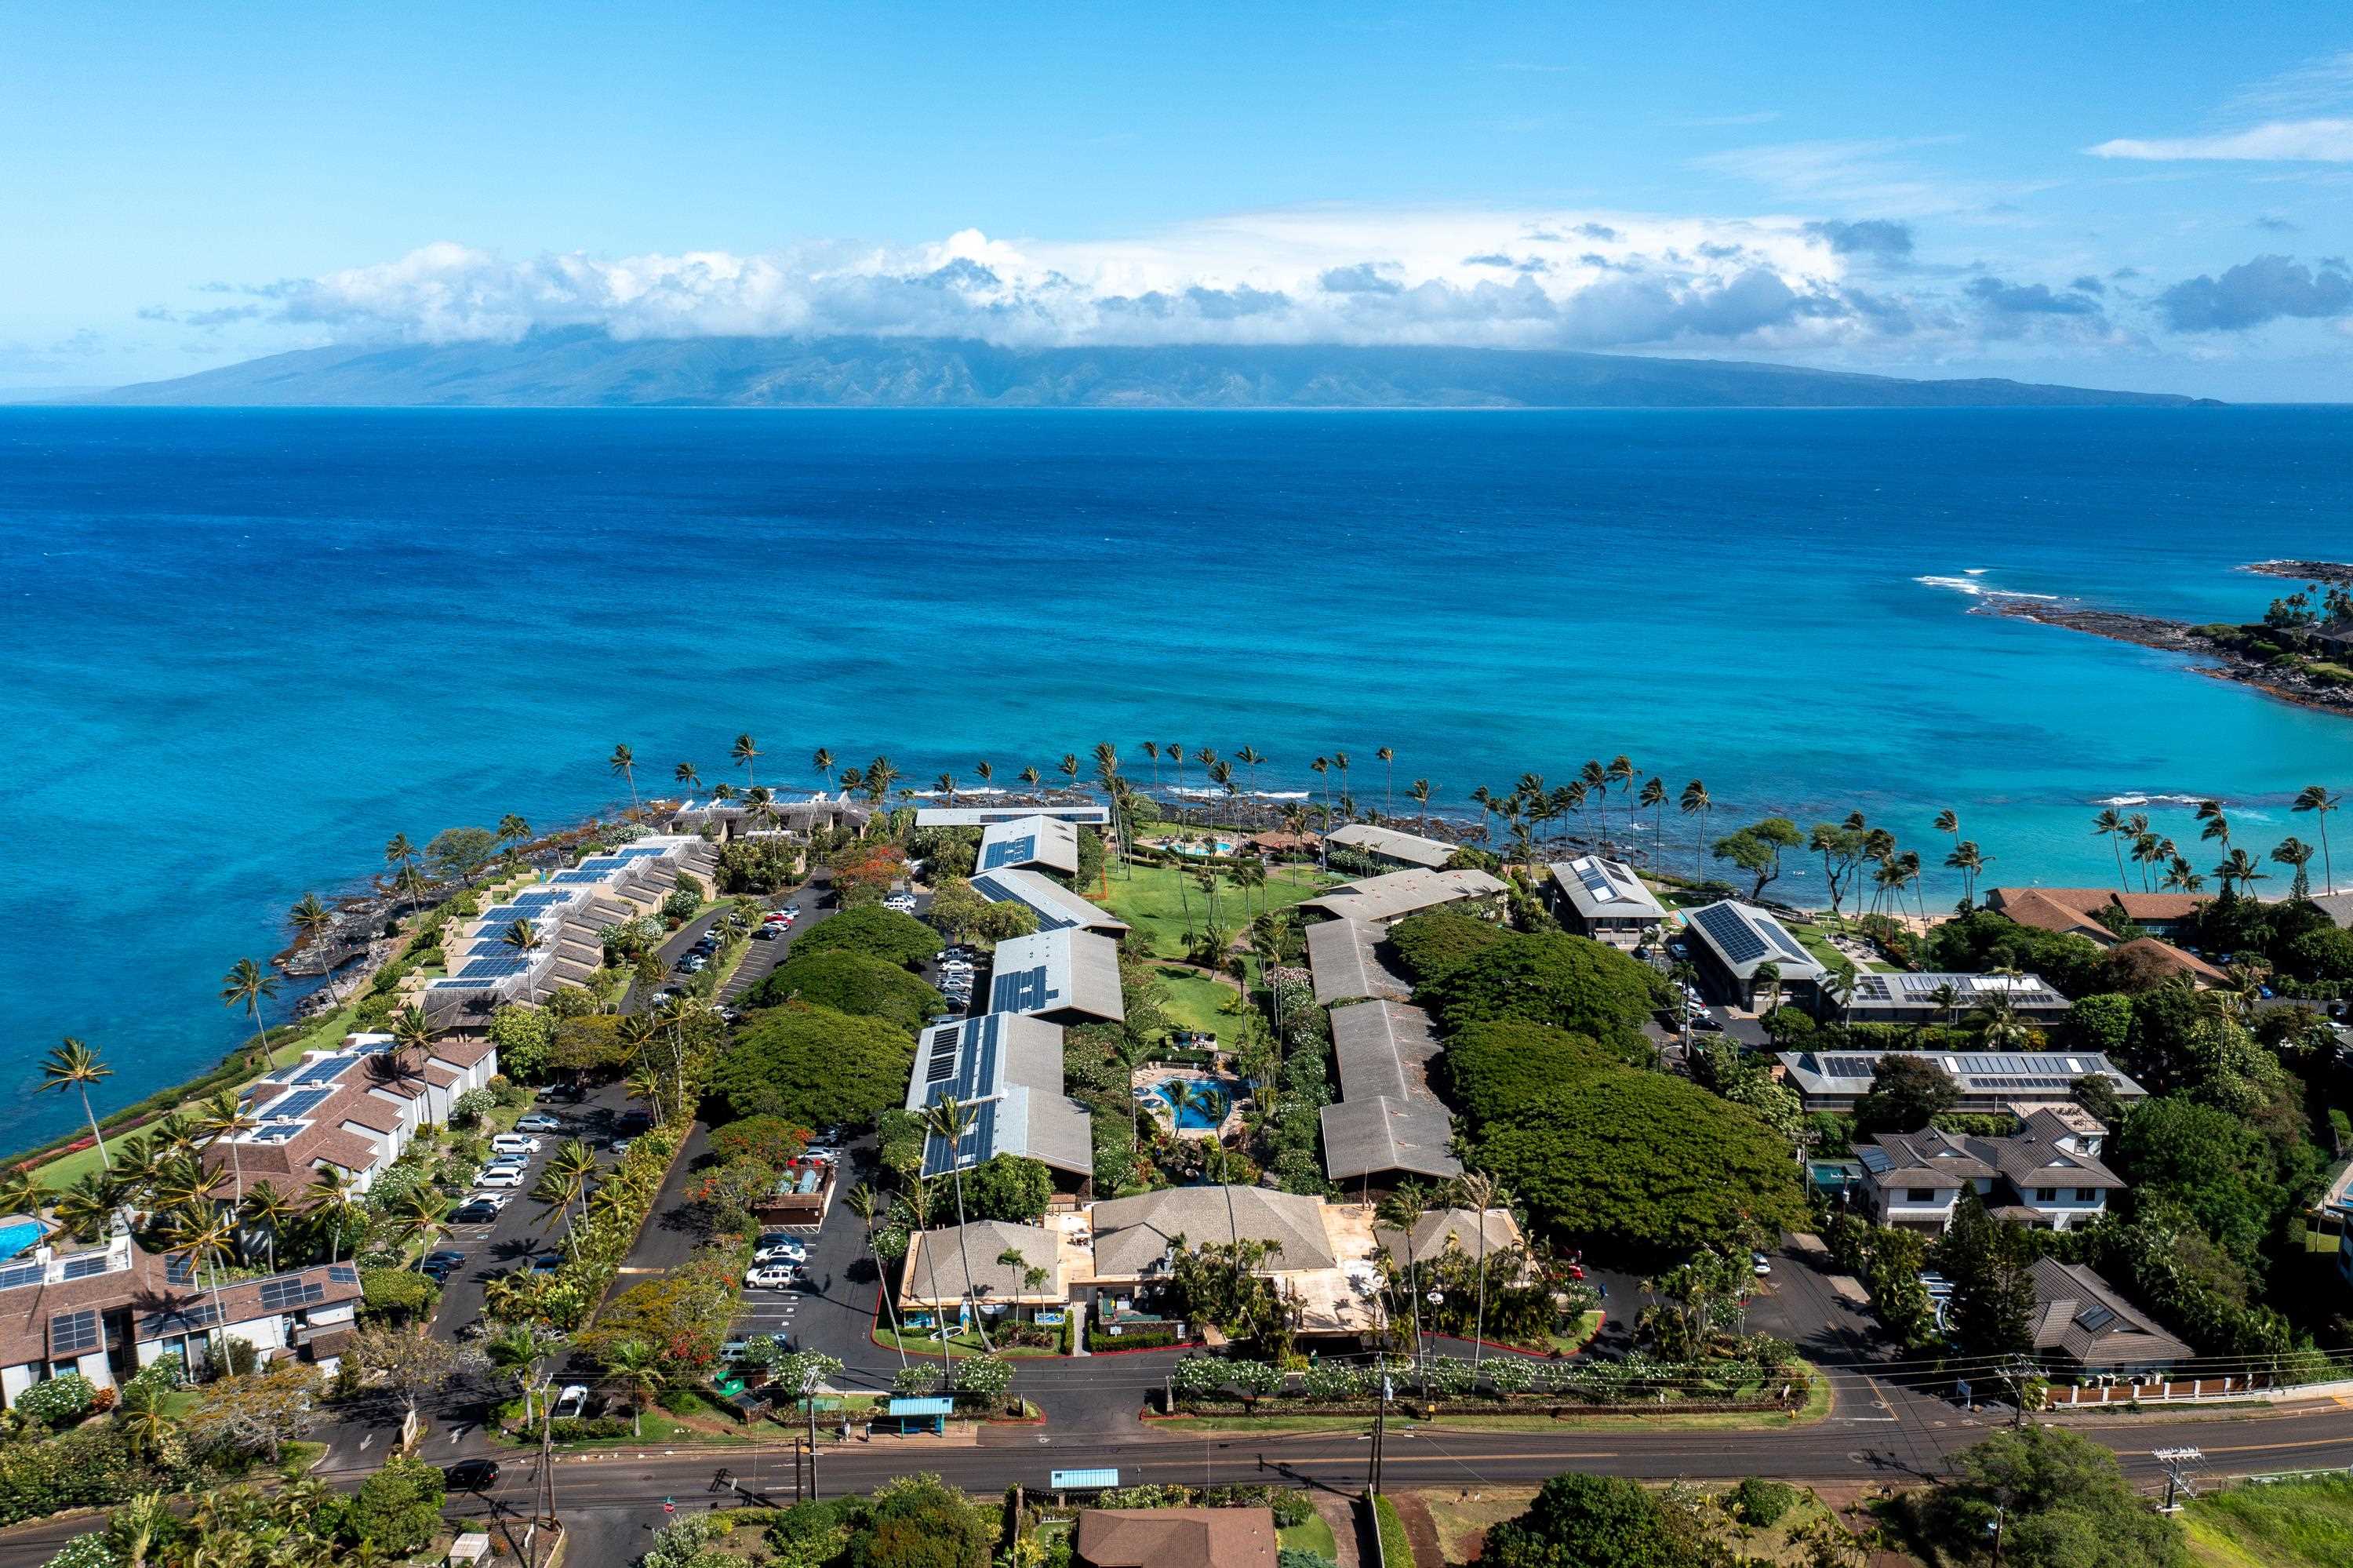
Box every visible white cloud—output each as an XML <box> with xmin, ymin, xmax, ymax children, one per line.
<box><xmin>249</xmin><ymin>209</ymin><xmax>1930</xmax><ymax>355</ymax></box>
<box><xmin>2088</xmin><ymin>118</ymin><xmax>2353</xmax><ymax>162</ymax></box>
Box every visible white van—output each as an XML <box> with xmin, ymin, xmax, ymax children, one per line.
<box><xmin>490</xmin><ymin>1133</ymin><xmax>542</xmax><ymax>1155</ymax></box>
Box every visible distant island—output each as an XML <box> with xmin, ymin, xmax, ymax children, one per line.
<box><xmin>84</xmin><ymin>331</ymin><xmax>2219</xmax><ymax>409</ymax></box>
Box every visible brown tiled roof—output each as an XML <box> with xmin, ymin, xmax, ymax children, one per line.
<box><xmin>0</xmin><ymin>1251</ymin><xmax>359</xmax><ymax>1372</ymax></box>
<box><xmin>1077</xmin><ymin>1509</ymin><xmax>1278</xmax><ymax>1568</ymax></box>
<box><xmin>1986</xmin><ymin>889</ymin><xmax>2118</xmax><ymax>944</ymax></box>
<box><xmin>430</xmin><ymin>1037</ymin><xmax>496</xmax><ymax>1071</ymax></box>
<box><xmin>2109</xmin><ymin>937</ymin><xmax>2228</xmax><ymax>985</ymax></box>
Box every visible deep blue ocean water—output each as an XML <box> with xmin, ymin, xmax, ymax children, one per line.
<box><xmin>4</xmin><ymin>405</ymin><xmax>2350</xmax><ymax>1142</ymax></box>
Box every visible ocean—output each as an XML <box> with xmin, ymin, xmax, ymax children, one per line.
<box><xmin>3</xmin><ymin>404</ymin><xmax>2349</xmax><ymax>1143</ymax></box>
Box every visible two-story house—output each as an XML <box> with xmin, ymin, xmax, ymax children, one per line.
<box><xmin>1856</xmin><ymin>1108</ymin><xmax>2123</xmax><ymax>1233</ymax></box>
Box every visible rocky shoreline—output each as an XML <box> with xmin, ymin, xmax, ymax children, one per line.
<box><xmin>2243</xmin><ymin>558</ymin><xmax>2353</xmax><ymax>586</ymax></box>
<box><xmin>1990</xmin><ymin>596</ymin><xmax>2353</xmax><ymax>719</ymax></box>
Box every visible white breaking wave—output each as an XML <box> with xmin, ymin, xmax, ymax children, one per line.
<box><xmin>2093</xmin><ymin>792</ymin><xmax>2208</xmax><ymax>808</ymax></box>
<box><xmin>1915</xmin><ymin>574</ymin><xmax>2061</xmax><ymax>602</ymax></box>
<box><xmin>1165</xmin><ymin>785</ymin><xmax>1311</xmax><ymax>800</ymax></box>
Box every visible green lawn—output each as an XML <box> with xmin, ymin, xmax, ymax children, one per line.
<box><xmin>1278</xmin><ymin>1513</ymin><xmax>1339</xmax><ymax>1559</ymax></box>
<box><xmin>1096</xmin><ymin>860</ymin><xmax>1339</xmax><ymax>962</ymax></box>
<box><xmin>2184</xmin><ymin>1475</ymin><xmax>2353</xmax><ymax>1568</ymax></box>
<box><xmin>1154</xmin><ymin>966</ymin><xmax>1242</xmax><ymax>1038</ymax></box>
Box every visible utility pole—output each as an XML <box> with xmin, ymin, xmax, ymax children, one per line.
<box><xmin>1367</xmin><ymin>1371</ymin><xmax>1391</xmax><ymax>1498</ymax></box>
<box><xmin>1987</xmin><ymin>1504</ymin><xmax>2006</xmax><ymax>1568</ymax></box>
<box><xmin>2155</xmin><ymin>1448</ymin><xmax>2203</xmax><ymax>1513</ymax></box>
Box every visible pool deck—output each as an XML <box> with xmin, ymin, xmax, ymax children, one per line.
<box><xmin>1132</xmin><ymin>1067</ymin><xmax>1250</xmax><ymax>1141</ymax></box>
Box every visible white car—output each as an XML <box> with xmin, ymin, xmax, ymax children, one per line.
<box><xmin>475</xmin><ymin>1168</ymin><xmax>526</xmax><ymax>1188</ymax></box>
<box><xmin>753</xmin><ymin>1242</ymin><xmax>806</xmax><ymax>1264</ymax></box>
<box><xmin>490</xmin><ymin>1134</ymin><xmax>542</xmax><ymax>1155</ymax></box>
<box><xmin>514</xmin><ymin>1114</ymin><xmax>563</xmax><ymax>1132</ymax></box>
<box><xmin>744</xmin><ymin>1264</ymin><xmax>799</xmax><ymax>1290</ymax></box>
<box><xmin>1751</xmin><ymin>1251</ymin><xmax>1773</xmax><ymax>1277</ymax></box>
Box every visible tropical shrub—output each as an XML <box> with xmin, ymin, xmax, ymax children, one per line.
<box><xmin>344</xmin><ymin>1456</ymin><xmax>446</xmax><ymax>1556</ymax></box>
<box><xmin>792</xmin><ymin>904</ymin><xmax>940</xmax><ymax>969</ymax></box>
<box><xmin>13</xmin><ymin>1374</ymin><xmax>97</xmax><ymax>1429</ymax></box>
<box><xmin>748</xmin><ymin>949</ymin><xmax>944</xmax><ymax>1033</ymax></box>
<box><xmin>711</xmin><ymin>1004</ymin><xmax>915</xmax><ymax>1130</ymax></box>
<box><xmin>1419</xmin><ymin>931</ymin><xmax>1665</xmax><ymax>1052</ymax></box>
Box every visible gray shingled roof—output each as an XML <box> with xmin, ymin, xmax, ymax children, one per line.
<box><xmin>1321</xmin><ymin>1001</ymin><xmax>1460</xmax><ymax>1182</ymax></box>
<box><xmin>2030</xmin><ymin>1257</ymin><xmax>2191</xmax><ymax>1368</ymax></box>
<box><xmin>987</xmin><ymin>928</ymin><xmax>1124</xmax><ymax>1024</ymax></box>
<box><xmin>1375</xmin><ymin>1207</ymin><xmax>1522</xmax><ymax>1267</ymax></box>
<box><xmin>1301</xmin><ymin>868</ymin><xmax>1508</xmax><ymax>925</ymax></box>
<box><xmin>1325</xmin><ymin>823</ymin><xmax>1457</xmax><ymax>869</ymax></box>
<box><xmin>1547</xmin><ymin>856</ymin><xmax>1665</xmax><ymax>922</ymax></box>
<box><xmin>904</xmin><ymin>1013</ymin><xmax>1093</xmax><ymax>1178</ymax></box>
<box><xmin>968</xmin><ymin>866</ymin><xmax>1130</xmax><ymax>937</ymax></box>
<box><xmin>903</xmin><ymin>1221</ymin><xmax>1064</xmax><ymax>1305</ymax></box>
<box><xmin>1305</xmin><ymin>918</ymin><xmax>1411</xmax><ymax>1006</ymax></box>
<box><xmin>1089</xmin><ymin>1186</ymin><xmax>1337</xmax><ymax>1278</ymax></box>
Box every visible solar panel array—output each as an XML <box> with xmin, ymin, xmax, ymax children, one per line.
<box><xmin>260</xmin><ymin>1088</ymin><xmax>334</xmax><ymax>1122</ymax></box>
<box><xmin>257</xmin><ymin>1276</ymin><xmax>326</xmax><ymax>1311</ymax></box>
<box><xmin>58</xmin><ymin>1253</ymin><xmax>111</xmax><ymax>1281</ymax></box>
<box><xmin>327</xmin><ymin>1264</ymin><xmax>358</xmax><ymax>1285</ymax></box>
<box><xmin>922</xmin><ymin>1028</ymin><xmax>962</xmax><ymax>1086</ymax></box>
<box><xmin>981</xmin><ymin>835</ymin><xmax>1037</xmax><ymax>869</ymax></box>
<box><xmin>969</xmin><ymin>873</ymin><xmax>1076</xmax><ymax>930</ymax></box>
<box><xmin>457</xmin><ymin>955</ymin><xmax>531</xmax><ymax>980</ymax></box>
<box><xmin>249</xmin><ymin>1125</ymin><xmax>304</xmax><ymax>1143</ymax></box>
<box><xmin>48</xmin><ymin>1308</ymin><xmax>100</xmax><ymax>1356</ymax></box>
<box><xmin>141</xmin><ymin>1303</ymin><xmax>222</xmax><ymax>1337</ymax></box>
<box><xmin>923</xmin><ymin>1097</ymin><xmax>999</xmax><ymax>1176</ymax></box>
<box><xmin>2073</xmin><ymin>1304</ymin><xmax>2117</xmax><ymax>1333</ymax></box>
<box><xmin>992</xmin><ymin>965</ymin><xmax>1050</xmax><ymax>1013</ymax></box>
<box><xmin>515</xmin><ymin>890</ymin><xmax>570</xmax><ymax>907</ymax></box>
<box><xmin>1573</xmin><ymin>859</ymin><xmax>1629</xmax><ymax>903</ymax></box>
<box><xmin>1691</xmin><ymin>903</ymin><xmax>1767</xmax><ymax>965</ymax></box>
<box><xmin>165</xmin><ymin>1254</ymin><xmax>195</xmax><ymax>1284</ymax></box>
<box><xmin>0</xmin><ymin>1261</ymin><xmax>44</xmax><ymax>1292</ymax></box>
<box><xmin>292</xmin><ymin>1054</ymin><xmax>355</xmax><ymax>1086</ymax></box>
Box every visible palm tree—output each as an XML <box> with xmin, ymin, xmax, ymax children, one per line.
<box><xmin>53</xmin><ymin>1172</ymin><xmax>119</xmax><ymax>1245</ymax></box>
<box><xmin>1636</xmin><ymin>777</ymin><xmax>1667</xmax><ymax>849</ymax></box>
<box><xmin>845</xmin><ymin>1184</ymin><xmax>909</xmax><ymax>1370</ymax></box>
<box><xmin>2091</xmin><ymin>807</ymin><xmax>2130</xmax><ymax>893</ymax></box>
<box><xmin>384</xmin><ymin>831</ymin><xmax>418</xmax><ymax>893</ymax></box>
<box><xmin>864</xmin><ymin>755</ymin><xmax>901</xmax><ymax>805</ymax></box>
<box><xmin>1017</xmin><ymin>764</ymin><xmax>1041</xmax><ymax>792</ymax></box>
<box><xmin>919</xmin><ymin>1096</ymin><xmax>995</xmax><ymax>1352</ymax></box>
<box><xmin>536</xmin><ymin>1141</ymin><xmax>598</xmax><ymax>1248</ymax></box>
<box><xmin>289</xmin><ymin>893</ymin><xmax>341</xmax><ymax>1005</ymax></box>
<box><xmin>1375</xmin><ymin>746</ymin><xmax>1395</xmax><ymax>817</ymax></box>
<box><xmin>1451</xmin><ymin>1172</ymin><xmax>1502</xmax><ymax>1377</ymax></box>
<box><xmin>1375</xmin><ymin>1182</ymin><xmax>1433</xmax><ymax>1380</ymax></box>
<box><xmin>896</xmin><ymin>1183</ymin><xmax>955</xmax><ymax>1360</ymax></box>
<box><xmin>936</xmin><ymin>771</ymin><xmax>957</xmax><ymax>806</ymax></box>
<box><xmin>609</xmin><ymin>742</ymin><xmax>641</xmax><ymax>818</ymax></box>
<box><xmin>241</xmin><ymin>1181</ymin><xmax>295</xmax><ymax>1272</ymax></box>
<box><xmin>674</xmin><ymin>761</ymin><xmax>701</xmax><ymax>795</ymax></box>
<box><xmin>394</xmin><ymin>1187</ymin><xmax>450</xmax><ymax>1271</ymax></box>
<box><xmin>497</xmin><ymin>813</ymin><xmax>532</xmax><ymax>857</ymax></box>
<box><xmin>2294</xmin><ymin>784</ymin><xmax>2340</xmax><ymax>893</ymax></box>
<box><xmin>39</xmin><ymin>1038</ymin><xmax>114</xmax><ymax>1170</ymax></box>
<box><xmin>1679</xmin><ymin>780</ymin><xmax>1711</xmax><ymax>879</ymax></box>
<box><xmin>166</xmin><ymin>1209</ymin><xmax>238</xmax><ymax>1370</ymax></box>
<box><xmin>2214</xmin><ymin>847</ymin><xmax>2266</xmax><ymax>897</ymax></box>
<box><xmin>1058</xmin><ymin>753</ymin><xmax>1081</xmax><ymax>792</ymax></box>
<box><xmin>501</xmin><ymin>917</ymin><xmax>540</xmax><ymax>1000</ymax></box>
<box><xmin>811</xmin><ymin>748</ymin><xmax>834</xmax><ymax>789</ymax></box>
<box><xmin>2198</xmin><ymin>800</ymin><xmax>2232</xmax><ymax>864</ymax></box>
<box><xmin>307</xmin><ymin>1166</ymin><xmax>362</xmax><ymax>1265</ymax></box>
<box><xmin>197</xmin><ymin>1088</ymin><xmax>258</xmax><ymax>1208</ymax></box>
<box><xmin>602</xmin><ymin>1339</ymin><xmax>663</xmax><ymax>1436</ymax></box>
<box><xmin>733</xmin><ymin>733</ymin><xmax>762</xmax><ymax>789</ymax></box>
<box><xmin>2271</xmin><ymin>837</ymin><xmax>2316</xmax><ymax>899</ymax></box>
<box><xmin>0</xmin><ymin>1166</ymin><xmax>49</xmax><ymax>1223</ymax></box>
<box><xmin>1945</xmin><ymin>840</ymin><xmax>1991</xmax><ymax>908</ymax></box>
<box><xmin>1934</xmin><ymin>808</ymin><xmax>1959</xmax><ymax>846</ymax></box>
<box><xmin>1235</xmin><ymin>744</ymin><xmax>1265</xmax><ymax>798</ymax></box>
<box><xmin>221</xmin><ymin>956</ymin><xmax>281</xmax><ymax>1062</ymax></box>
<box><xmin>1926</xmin><ymin>980</ymin><xmax>1961</xmax><ymax>1030</ymax></box>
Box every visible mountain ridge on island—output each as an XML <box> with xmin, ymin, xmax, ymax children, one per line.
<box><xmin>83</xmin><ymin>331</ymin><xmax>2220</xmax><ymax>409</ymax></box>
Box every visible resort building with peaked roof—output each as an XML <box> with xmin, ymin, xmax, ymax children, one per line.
<box><xmin>904</xmin><ymin>1013</ymin><xmax>1093</xmax><ymax>1188</ymax></box>
<box><xmin>1300</xmin><ymin>867</ymin><xmax>1508</xmax><ymax>927</ymax></box>
<box><xmin>969</xmin><ymin>866</ymin><xmax>1129</xmax><ymax>939</ymax></box>
<box><xmin>1077</xmin><ymin>1185</ymin><xmax>1384</xmax><ymax>1338</ymax></box>
<box><xmin>986</xmin><ymin>929</ymin><xmax>1125</xmax><ymax>1025</ymax></box>
<box><xmin>1837</xmin><ymin>971</ymin><xmax>2071</xmax><ymax>1026</ymax></box>
<box><xmin>915</xmin><ymin>802</ymin><xmax>1109</xmax><ymax>828</ymax></box>
<box><xmin>1320</xmin><ymin>1000</ymin><xmax>1460</xmax><ymax>1189</ymax></box>
<box><xmin>1323</xmin><ymin>822</ymin><xmax>1457</xmax><ymax>871</ymax></box>
<box><xmin>1678</xmin><ymin>900</ymin><xmax>1827</xmax><ymax>1009</ymax></box>
<box><xmin>1777</xmin><ymin>1049</ymin><xmax>2145</xmax><ymax>1115</ymax></box>
<box><xmin>1984</xmin><ymin>886</ymin><xmax>2209</xmax><ymax>945</ymax></box>
<box><xmin>1545</xmin><ymin>855</ymin><xmax>1665</xmax><ymax>948</ymax></box>
<box><xmin>978</xmin><ymin>813</ymin><xmax>1082</xmax><ymax>876</ymax></box>
<box><xmin>1075</xmin><ymin>1508</ymin><xmax>1278</xmax><ymax>1568</ymax></box>
<box><xmin>202</xmin><ymin>1031</ymin><xmax>499</xmax><ymax>1196</ymax></box>
<box><xmin>1304</xmin><ymin>917</ymin><xmax>1411</xmax><ymax>1006</ymax></box>
<box><xmin>2029</xmin><ymin>1258</ymin><xmax>2191</xmax><ymax>1373</ymax></box>
<box><xmin>1856</xmin><ymin>1108</ymin><xmax>2124</xmax><ymax>1232</ymax></box>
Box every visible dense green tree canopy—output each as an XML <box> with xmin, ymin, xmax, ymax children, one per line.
<box><xmin>1475</xmin><ymin>1068</ymin><xmax>1805</xmax><ymax>1257</ymax></box>
<box><xmin>1482</xmin><ymin>1472</ymin><xmax>1725</xmax><ymax>1568</ymax></box>
<box><xmin>747</xmin><ymin>948</ymin><xmax>946</xmax><ymax>1033</ymax></box>
<box><xmin>711</xmin><ymin>1003</ymin><xmax>916</xmax><ymax>1130</ymax></box>
<box><xmin>425</xmin><ymin>826</ymin><xmax>500</xmax><ymax>885</ymax></box>
<box><xmin>1919</xmin><ymin>1427</ymin><xmax>2188</xmax><ymax>1568</ymax></box>
<box><xmin>2112</xmin><ymin>1096</ymin><xmax>2300</xmax><ymax>1268</ymax></box>
<box><xmin>1384</xmin><ymin>910</ymin><xmax>1509</xmax><ymax>985</ymax></box>
<box><xmin>1922</xmin><ymin>911</ymin><xmax>2108</xmax><ymax>996</ymax></box>
<box><xmin>2065</xmin><ymin>991</ymin><xmax>2133</xmax><ymax>1056</ymax></box>
<box><xmin>951</xmin><ymin>1155</ymin><xmax>1055</xmax><ymax>1224</ymax></box>
<box><xmin>1438</xmin><ymin>1020</ymin><xmax>1620</xmax><ymax>1131</ymax></box>
<box><xmin>1852</xmin><ymin>1053</ymin><xmax>1961</xmax><ymax>1135</ymax></box>
<box><xmin>792</xmin><ymin>904</ymin><xmax>942</xmax><ymax>970</ymax></box>
<box><xmin>1419</xmin><ymin>930</ymin><xmax>1665</xmax><ymax>1050</ymax></box>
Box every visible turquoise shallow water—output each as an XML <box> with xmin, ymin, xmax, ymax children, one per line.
<box><xmin>2</xmin><ymin>405</ymin><xmax>2349</xmax><ymax>1142</ymax></box>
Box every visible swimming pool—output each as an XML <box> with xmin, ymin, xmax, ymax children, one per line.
<box><xmin>0</xmin><ymin>1219</ymin><xmax>49</xmax><ymax>1258</ymax></box>
<box><xmin>1137</xmin><ymin>1075</ymin><xmax>1245</xmax><ymax>1130</ymax></box>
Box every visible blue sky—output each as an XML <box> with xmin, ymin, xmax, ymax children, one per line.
<box><xmin>4</xmin><ymin>2</ymin><xmax>2349</xmax><ymax>398</ymax></box>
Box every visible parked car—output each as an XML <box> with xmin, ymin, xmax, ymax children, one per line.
<box><xmin>608</xmin><ymin>1137</ymin><xmax>636</xmax><ymax>1156</ymax></box>
<box><xmin>753</xmin><ymin>1242</ymin><xmax>806</xmax><ymax>1264</ymax></box>
<box><xmin>800</xmin><ymin>1146</ymin><xmax>842</xmax><ymax>1164</ymax></box>
<box><xmin>745</xmin><ymin>1264</ymin><xmax>799</xmax><ymax>1290</ymax></box>
<box><xmin>551</xmin><ymin>1384</ymin><xmax>590</xmax><ymax>1419</ymax></box>
<box><xmin>1751</xmin><ymin>1251</ymin><xmax>1773</xmax><ymax>1277</ymax></box>
<box><xmin>514</xmin><ymin>1113</ymin><xmax>563</xmax><ymax>1132</ymax></box>
<box><xmin>491</xmin><ymin>1134</ymin><xmax>542</xmax><ymax>1155</ymax></box>
<box><xmin>885</xmin><ymin>894</ymin><xmax>918</xmax><ymax>913</ymax></box>
<box><xmin>450</xmin><ymin>1201</ymin><xmax>502</xmax><ymax>1224</ymax></box>
<box><xmin>529</xmin><ymin>1253</ymin><xmax>565</xmax><ymax>1274</ymax></box>
<box><xmin>752</xmin><ymin>924</ymin><xmax>782</xmax><ymax>940</ymax></box>
<box><xmin>475</xmin><ymin>1169</ymin><xmax>526</xmax><ymax>1189</ymax></box>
